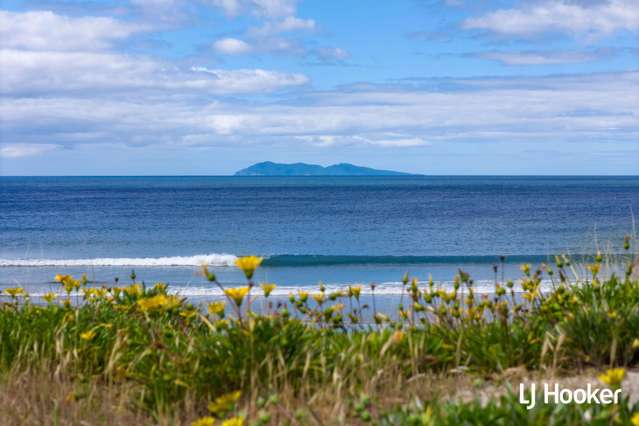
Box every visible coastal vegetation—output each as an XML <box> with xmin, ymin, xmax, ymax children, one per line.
<box><xmin>1</xmin><ymin>240</ymin><xmax>639</xmax><ymax>425</ymax></box>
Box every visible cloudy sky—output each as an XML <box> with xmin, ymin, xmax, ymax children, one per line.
<box><xmin>0</xmin><ymin>0</ymin><xmax>637</xmax><ymax>175</ymax></box>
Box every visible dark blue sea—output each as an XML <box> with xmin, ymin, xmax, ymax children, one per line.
<box><xmin>1</xmin><ymin>176</ymin><xmax>637</xmax><ymax>298</ymax></box>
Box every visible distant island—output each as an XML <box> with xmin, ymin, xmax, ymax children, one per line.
<box><xmin>235</xmin><ymin>161</ymin><xmax>412</xmax><ymax>176</ymax></box>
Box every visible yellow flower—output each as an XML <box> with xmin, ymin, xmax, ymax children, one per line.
<box><xmin>331</xmin><ymin>303</ymin><xmax>344</xmax><ymax>312</ymax></box>
<box><xmin>598</xmin><ymin>368</ymin><xmax>626</xmax><ymax>388</ymax></box>
<box><xmin>153</xmin><ymin>282</ymin><xmax>168</xmax><ymax>293</ymax></box>
<box><xmin>4</xmin><ymin>287</ymin><xmax>26</xmax><ymax>298</ymax></box>
<box><xmin>208</xmin><ymin>390</ymin><xmax>241</xmax><ymax>415</ymax></box>
<box><xmin>124</xmin><ymin>283</ymin><xmax>143</xmax><ymax>298</ymax></box>
<box><xmin>632</xmin><ymin>338</ymin><xmax>639</xmax><ymax>349</ymax></box>
<box><xmin>191</xmin><ymin>416</ymin><xmax>216</xmax><ymax>426</ymax></box>
<box><xmin>631</xmin><ymin>412</ymin><xmax>639</xmax><ymax>426</ymax></box>
<box><xmin>297</xmin><ymin>290</ymin><xmax>309</xmax><ymax>303</ymax></box>
<box><xmin>80</xmin><ymin>330</ymin><xmax>96</xmax><ymax>341</ymax></box>
<box><xmin>54</xmin><ymin>274</ymin><xmax>70</xmax><ymax>283</ymax></box>
<box><xmin>350</xmin><ymin>285</ymin><xmax>362</xmax><ymax>300</ymax></box>
<box><xmin>260</xmin><ymin>283</ymin><xmax>276</xmax><ymax>297</ymax></box>
<box><xmin>221</xmin><ymin>417</ymin><xmax>245</xmax><ymax>426</ymax></box>
<box><xmin>180</xmin><ymin>309</ymin><xmax>198</xmax><ymax>319</ymax></box>
<box><xmin>391</xmin><ymin>330</ymin><xmax>404</xmax><ymax>344</ymax></box>
<box><xmin>234</xmin><ymin>256</ymin><xmax>263</xmax><ymax>280</ymax></box>
<box><xmin>312</xmin><ymin>292</ymin><xmax>325</xmax><ymax>304</ymax></box>
<box><xmin>208</xmin><ymin>300</ymin><xmax>226</xmax><ymax>316</ymax></box>
<box><xmin>137</xmin><ymin>294</ymin><xmax>181</xmax><ymax>312</ymax></box>
<box><xmin>224</xmin><ymin>287</ymin><xmax>250</xmax><ymax>307</ymax></box>
<box><xmin>42</xmin><ymin>292</ymin><xmax>57</xmax><ymax>303</ymax></box>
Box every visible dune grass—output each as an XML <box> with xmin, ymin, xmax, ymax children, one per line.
<box><xmin>1</xmin><ymin>242</ymin><xmax>639</xmax><ymax>425</ymax></box>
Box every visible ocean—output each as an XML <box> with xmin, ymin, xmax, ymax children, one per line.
<box><xmin>1</xmin><ymin>176</ymin><xmax>637</xmax><ymax>299</ymax></box>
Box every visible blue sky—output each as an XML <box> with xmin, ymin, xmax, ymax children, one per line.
<box><xmin>0</xmin><ymin>0</ymin><xmax>637</xmax><ymax>175</ymax></box>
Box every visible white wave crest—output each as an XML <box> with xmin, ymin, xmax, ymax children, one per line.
<box><xmin>0</xmin><ymin>254</ymin><xmax>238</xmax><ymax>267</ymax></box>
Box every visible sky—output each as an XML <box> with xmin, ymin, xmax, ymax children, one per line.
<box><xmin>0</xmin><ymin>0</ymin><xmax>637</xmax><ymax>175</ymax></box>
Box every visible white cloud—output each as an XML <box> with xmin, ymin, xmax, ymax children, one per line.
<box><xmin>299</xmin><ymin>134</ymin><xmax>428</xmax><ymax>147</ymax></box>
<box><xmin>206</xmin><ymin>0</ymin><xmax>243</xmax><ymax>16</ymax></box>
<box><xmin>251</xmin><ymin>0</ymin><xmax>296</xmax><ymax>18</ymax></box>
<box><xmin>463</xmin><ymin>0</ymin><xmax>639</xmax><ymax>37</ymax></box>
<box><xmin>0</xmin><ymin>143</ymin><xmax>61</xmax><ymax>158</ymax></box>
<box><xmin>190</xmin><ymin>67</ymin><xmax>309</xmax><ymax>92</ymax></box>
<box><xmin>0</xmin><ymin>48</ymin><xmax>308</xmax><ymax>94</ymax></box>
<box><xmin>0</xmin><ymin>10</ymin><xmax>309</xmax><ymax>95</ymax></box>
<box><xmin>213</xmin><ymin>37</ymin><xmax>252</xmax><ymax>54</ymax></box>
<box><xmin>481</xmin><ymin>50</ymin><xmax>603</xmax><ymax>65</ymax></box>
<box><xmin>206</xmin><ymin>0</ymin><xmax>296</xmax><ymax>18</ymax></box>
<box><xmin>250</xmin><ymin>15</ymin><xmax>316</xmax><ymax>36</ymax></box>
<box><xmin>4</xmin><ymin>71</ymin><xmax>636</xmax><ymax>153</ymax></box>
<box><xmin>0</xmin><ymin>10</ymin><xmax>145</xmax><ymax>51</ymax></box>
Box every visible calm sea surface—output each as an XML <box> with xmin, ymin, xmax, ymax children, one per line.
<box><xmin>1</xmin><ymin>176</ymin><xmax>637</xmax><ymax>297</ymax></box>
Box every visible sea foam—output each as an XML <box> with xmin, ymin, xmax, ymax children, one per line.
<box><xmin>0</xmin><ymin>254</ymin><xmax>237</xmax><ymax>267</ymax></box>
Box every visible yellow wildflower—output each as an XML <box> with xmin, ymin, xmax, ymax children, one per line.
<box><xmin>208</xmin><ymin>390</ymin><xmax>241</xmax><ymax>415</ymax></box>
<box><xmin>350</xmin><ymin>285</ymin><xmax>362</xmax><ymax>300</ymax></box>
<box><xmin>631</xmin><ymin>412</ymin><xmax>639</xmax><ymax>426</ymax></box>
<box><xmin>124</xmin><ymin>283</ymin><xmax>143</xmax><ymax>298</ymax></box>
<box><xmin>312</xmin><ymin>292</ymin><xmax>325</xmax><ymax>304</ymax></box>
<box><xmin>632</xmin><ymin>338</ymin><xmax>639</xmax><ymax>349</ymax></box>
<box><xmin>208</xmin><ymin>300</ymin><xmax>226</xmax><ymax>316</ymax></box>
<box><xmin>80</xmin><ymin>330</ymin><xmax>96</xmax><ymax>341</ymax></box>
<box><xmin>180</xmin><ymin>309</ymin><xmax>198</xmax><ymax>319</ymax></box>
<box><xmin>598</xmin><ymin>368</ymin><xmax>626</xmax><ymax>388</ymax></box>
<box><xmin>332</xmin><ymin>303</ymin><xmax>344</xmax><ymax>312</ymax></box>
<box><xmin>54</xmin><ymin>274</ymin><xmax>70</xmax><ymax>283</ymax></box>
<box><xmin>234</xmin><ymin>256</ymin><xmax>263</xmax><ymax>280</ymax></box>
<box><xmin>137</xmin><ymin>294</ymin><xmax>181</xmax><ymax>312</ymax></box>
<box><xmin>297</xmin><ymin>290</ymin><xmax>309</xmax><ymax>303</ymax></box>
<box><xmin>191</xmin><ymin>417</ymin><xmax>216</xmax><ymax>426</ymax></box>
<box><xmin>221</xmin><ymin>417</ymin><xmax>245</xmax><ymax>426</ymax></box>
<box><xmin>153</xmin><ymin>282</ymin><xmax>168</xmax><ymax>293</ymax></box>
<box><xmin>391</xmin><ymin>330</ymin><xmax>404</xmax><ymax>344</ymax></box>
<box><xmin>260</xmin><ymin>283</ymin><xmax>276</xmax><ymax>297</ymax></box>
<box><xmin>42</xmin><ymin>292</ymin><xmax>57</xmax><ymax>303</ymax></box>
<box><xmin>4</xmin><ymin>287</ymin><xmax>26</xmax><ymax>298</ymax></box>
<box><xmin>224</xmin><ymin>287</ymin><xmax>249</xmax><ymax>307</ymax></box>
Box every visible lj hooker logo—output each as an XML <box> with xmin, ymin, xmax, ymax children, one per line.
<box><xmin>519</xmin><ymin>383</ymin><xmax>622</xmax><ymax>410</ymax></box>
<box><xmin>519</xmin><ymin>368</ymin><xmax>626</xmax><ymax>410</ymax></box>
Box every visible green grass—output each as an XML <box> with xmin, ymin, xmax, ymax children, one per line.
<box><xmin>1</xmin><ymin>245</ymin><xmax>639</xmax><ymax>425</ymax></box>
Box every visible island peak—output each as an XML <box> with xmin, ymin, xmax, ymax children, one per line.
<box><xmin>235</xmin><ymin>162</ymin><xmax>412</xmax><ymax>176</ymax></box>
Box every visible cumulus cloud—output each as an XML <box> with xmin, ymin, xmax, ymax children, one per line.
<box><xmin>206</xmin><ymin>0</ymin><xmax>327</xmax><ymax>57</ymax></box>
<box><xmin>3</xmin><ymin>71</ymin><xmax>637</xmax><ymax>152</ymax></box>
<box><xmin>0</xmin><ymin>10</ymin><xmax>145</xmax><ymax>51</ymax></box>
<box><xmin>213</xmin><ymin>37</ymin><xmax>252</xmax><ymax>54</ymax></box>
<box><xmin>0</xmin><ymin>49</ymin><xmax>307</xmax><ymax>94</ymax></box>
<box><xmin>463</xmin><ymin>0</ymin><xmax>639</xmax><ymax>37</ymax></box>
<box><xmin>0</xmin><ymin>10</ymin><xmax>309</xmax><ymax>95</ymax></box>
